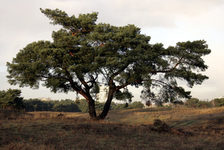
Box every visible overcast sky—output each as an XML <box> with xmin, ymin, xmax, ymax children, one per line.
<box><xmin>0</xmin><ymin>0</ymin><xmax>224</xmax><ymax>101</ymax></box>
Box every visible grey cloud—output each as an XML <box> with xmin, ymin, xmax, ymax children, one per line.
<box><xmin>42</xmin><ymin>0</ymin><xmax>224</xmax><ymax>28</ymax></box>
<box><xmin>1</xmin><ymin>0</ymin><xmax>224</xmax><ymax>100</ymax></box>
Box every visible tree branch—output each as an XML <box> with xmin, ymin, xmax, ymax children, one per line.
<box><xmin>111</xmin><ymin>64</ymin><xmax>130</xmax><ymax>80</ymax></box>
<box><xmin>61</xmin><ymin>67</ymin><xmax>91</xmax><ymax>100</ymax></box>
<box><xmin>151</xmin><ymin>57</ymin><xmax>184</xmax><ymax>74</ymax></box>
<box><xmin>76</xmin><ymin>74</ymin><xmax>90</xmax><ymax>91</ymax></box>
<box><xmin>151</xmin><ymin>79</ymin><xmax>172</xmax><ymax>88</ymax></box>
<box><xmin>116</xmin><ymin>80</ymin><xmax>142</xmax><ymax>91</ymax></box>
<box><xmin>88</xmin><ymin>74</ymin><xmax>98</xmax><ymax>88</ymax></box>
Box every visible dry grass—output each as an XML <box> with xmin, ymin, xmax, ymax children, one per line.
<box><xmin>107</xmin><ymin>106</ymin><xmax>224</xmax><ymax>124</ymax></box>
<box><xmin>1</xmin><ymin>106</ymin><xmax>224</xmax><ymax>150</ymax></box>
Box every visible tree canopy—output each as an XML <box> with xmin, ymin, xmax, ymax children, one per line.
<box><xmin>7</xmin><ymin>8</ymin><xmax>211</xmax><ymax>119</ymax></box>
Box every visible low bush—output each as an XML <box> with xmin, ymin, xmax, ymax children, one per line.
<box><xmin>111</xmin><ymin>103</ymin><xmax>128</xmax><ymax>110</ymax></box>
<box><xmin>127</xmin><ymin>101</ymin><xmax>144</xmax><ymax>109</ymax></box>
<box><xmin>197</xmin><ymin>101</ymin><xmax>213</xmax><ymax>108</ymax></box>
<box><xmin>212</xmin><ymin>98</ymin><xmax>224</xmax><ymax>107</ymax></box>
<box><xmin>185</xmin><ymin>98</ymin><xmax>200</xmax><ymax>108</ymax></box>
<box><xmin>185</xmin><ymin>98</ymin><xmax>212</xmax><ymax>108</ymax></box>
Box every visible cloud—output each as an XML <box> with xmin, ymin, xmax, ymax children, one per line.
<box><xmin>23</xmin><ymin>0</ymin><xmax>224</xmax><ymax>28</ymax></box>
<box><xmin>1</xmin><ymin>0</ymin><xmax>224</xmax><ymax>100</ymax></box>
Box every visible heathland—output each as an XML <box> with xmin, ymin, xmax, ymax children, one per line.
<box><xmin>1</xmin><ymin>106</ymin><xmax>224</xmax><ymax>150</ymax></box>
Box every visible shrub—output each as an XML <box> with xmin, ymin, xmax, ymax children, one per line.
<box><xmin>74</xmin><ymin>100</ymin><xmax>144</xmax><ymax>112</ymax></box>
<box><xmin>111</xmin><ymin>103</ymin><xmax>128</xmax><ymax>110</ymax></box>
<box><xmin>95</xmin><ymin>101</ymin><xmax>105</xmax><ymax>111</ymax></box>
<box><xmin>212</xmin><ymin>98</ymin><xmax>224</xmax><ymax>107</ymax></box>
<box><xmin>128</xmin><ymin>101</ymin><xmax>144</xmax><ymax>109</ymax></box>
<box><xmin>185</xmin><ymin>98</ymin><xmax>200</xmax><ymax>108</ymax></box>
<box><xmin>197</xmin><ymin>101</ymin><xmax>212</xmax><ymax>108</ymax></box>
<box><xmin>185</xmin><ymin>98</ymin><xmax>212</xmax><ymax>108</ymax></box>
<box><xmin>173</xmin><ymin>100</ymin><xmax>184</xmax><ymax>105</ymax></box>
<box><xmin>0</xmin><ymin>89</ymin><xmax>24</xmax><ymax>111</ymax></box>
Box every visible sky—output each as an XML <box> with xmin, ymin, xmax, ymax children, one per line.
<box><xmin>0</xmin><ymin>0</ymin><xmax>224</xmax><ymax>101</ymax></box>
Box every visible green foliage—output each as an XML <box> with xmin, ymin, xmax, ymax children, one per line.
<box><xmin>127</xmin><ymin>101</ymin><xmax>144</xmax><ymax>109</ymax></box>
<box><xmin>73</xmin><ymin>100</ymin><xmax>144</xmax><ymax>112</ymax></box>
<box><xmin>185</xmin><ymin>98</ymin><xmax>200</xmax><ymax>108</ymax></box>
<box><xmin>24</xmin><ymin>99</ymin><xmax>80</xmax><ymax>112</ymax></box>
<box><xmin>74</xmin><ymin>99</ymin><xmax>107</xmax><ymax>112</ymax></box>
<box><xmin>110</xmin><ymin>102</ymin><xmax>128</xmax><ymax>110</ymax></box>
<box><xmin>197</xmin><ymin>101</ymin><xmax>212</xmax><ymax>108</ymax></box>
<box><xmin>212</xmin><ymin>98</ymin><xmax>224</xmax><ymax>107</ymax></box>
<box><xmin>95</xmin><ymin>101</ymin><xmax>105</xmax><ymax>111</ymax></box>
<box><xmin>185</xmin><ymin>98</ymin><xmax>212</xmax><ymax>108</ymax></box>
<box><xmin>0</xmin><ymin>89</ymin><xmax>24</xmax><ymax>111</ymax></box>
<box><xmin>110</xmin><ymin>101</ymin><xmax>144</xmax><ymax>110</ymax></box>
<box><xmin>114</xmin><ymin>89</ymin><xmax>133</xmax><ymax>102</ymax></box>
<box><xmin>53</xmin><ymin>99</ymin><xmax>81</xmax><ymax>112</ymax></box>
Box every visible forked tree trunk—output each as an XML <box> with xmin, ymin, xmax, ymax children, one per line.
<box><xmin>85</xmin><ymin>86</ymin><xmax>115</xmax><ymax>120</ymax></box>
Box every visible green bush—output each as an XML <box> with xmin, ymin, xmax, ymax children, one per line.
<box><xmin>185</xmin><ymin>98</ymin><xmax>212</xmax><ymax>108</ymax></box>
<box><xmin>111</xmin><ymin>101</ymin><xmax>144</xmax><ymax>110</ymax></box>
<box><xmin>95</xmin><ymin>101</ymin><xmax>105</xmax><ymax>111</ymax></box>
<box><xmin>212</xmin><ymin>98</ymin><xmax>224</xmax><ymax>107</ymax></box>
<box><xmin>111</xmin><ymin>103</ymin><xmax>128</xmax><ymax>110</ymax></box>
<box><xmin>185</xmin><ymin>98</ymin><xmax>200</xmax><ymax>108</ymax></box>
<box><xmin>197</xmin><ymin>101</ymin><xmax>212</xmax><ymax>108</ymax></box>
<box><xmin>128</xmin><ymin>101</ymin><xmax>144</xmax><ymax>109</ymax></box>
<box><xmin>0</xmin><ymin>89</ymin><xmax>24</xmax><ymax>111</ymax></box>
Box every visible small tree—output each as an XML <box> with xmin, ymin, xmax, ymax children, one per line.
<box><xmin>7</xmin><ymin>9</ymin><xmax>211</xmax><ymax>120</ymax></box>
<box><xmin>0</xmin><ymin>89</ymin><xmax>24</xmax><ymax>111</ymax></box>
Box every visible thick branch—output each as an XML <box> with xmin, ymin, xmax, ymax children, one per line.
<box><xmin>62</xmin><ymin>67</ymin><xmax>91</xmax><ymax>100</ymax></box>
<box><xmin>88</xmin><ymin>75</ymin><xmax>98</xmax><ymax>88</ymax></box>
<box><xmin>151</xmin><ymin>57</ymin><xmax>184</xmax><ymax>74</ymax></box>
<box><xmin>76</xmin><ymin>74</ymin><xmax>90</xmax><ymax>91</ymax></box>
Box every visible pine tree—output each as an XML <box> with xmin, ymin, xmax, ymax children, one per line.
<box><xmin>7</xmin><ymin>9</ymin><xmax>211</xmax><ymax>119</ymax></box>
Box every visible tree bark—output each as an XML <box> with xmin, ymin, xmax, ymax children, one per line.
<box><xmin>87</xmin><ymin>97</ymin><xmax>97</xmax><ymax>120</ymax></box>
<box><xmin>97</xmin><ymin>87</ymin><xmax>115</xmax><ymax>120</ymax></box>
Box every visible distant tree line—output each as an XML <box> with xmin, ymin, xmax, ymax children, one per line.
<box><xmin>1</xmin><ymin>89</ymin><xmax>224</xmax><ymax>113</ymax></box>
<box><xmin>184</xmin><ymin>98</ymin><xmax>224</xmax><ymax>108</ymax></box>
<box><xmin>24</xmin><ymin>99</ymin><xmax>80</xmax><ymax>112</ymax></box>
<box><xmin>0</xmin><ymin>89</ymin><xmax>144</xmax><ymax>112</ymax></box>
<box><xmin>24</xmin><ymin>99</ymin><xmax>144</xmax><ymax>112</ymax></box>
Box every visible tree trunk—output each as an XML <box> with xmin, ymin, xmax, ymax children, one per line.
<box><xmin>88</xmin><ymin>98</ymin><xmax>97</xmax><ymax>120</ymax></box>
<box><xmin>97</xmin><ymin>87</ymin><xmax>115</xmax><ymax>120</ymax></box>
<box><xmin>78</xmin><ymin>90</ymin><xmax>97</xmax><ymax>120</ymax></box>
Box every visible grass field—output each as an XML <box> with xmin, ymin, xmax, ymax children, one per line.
<box><xmin>1</xmin><ymin>106</ymin><xmax>224</xmax><ymax>150</ymax></box>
